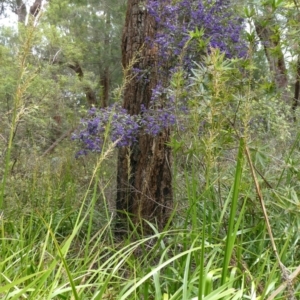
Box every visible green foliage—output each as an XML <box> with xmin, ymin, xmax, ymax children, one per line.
<box><xmin>1</xmin><ymin>0</ymin><xmax>300</xmax><ymax>299</ymax></box>
<box><xmin>43</xmin><ymin>0</ymin><xmax>125</xmax><ymax>102</ymax></box>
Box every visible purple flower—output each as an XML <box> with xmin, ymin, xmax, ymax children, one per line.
<box><xmin>73</xmin><ymin>102</ymin><xmax>178</xmax><ymax>156</ymax></box>
<box><xmin>146</xmin><ymin>0</ymin><xmax>247</xmax><ymax>71</ymax></box>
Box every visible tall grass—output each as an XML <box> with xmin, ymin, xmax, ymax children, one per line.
<box><xmin>1</xmin><ymin>139</ymin><xmax>300</xmax><ymax>299</ymax></box>
<box><xmin>0</xmin><ymin>21</ymin><xmax>39</xmax><ymax>209</ymax></box>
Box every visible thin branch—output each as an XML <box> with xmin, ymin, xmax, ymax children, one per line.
<box><xmin>245</xmin><ymin>146</ymin><xmax>296</xmax><ymax>300</ymax></box>
<box><xmin>252</xmin><ymin>164</ymin><xmax>273</xmax><ymax>189</ymax></box>
<box><xmin>41</xmin><ymin>128</ymin><xmax>74</xmax><ymax>157</ymax></box>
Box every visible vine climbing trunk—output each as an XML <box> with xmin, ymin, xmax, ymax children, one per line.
<box><xmin>116</xmin><ymin>0</ymin><xmax>173</xmax><ymax>234</ymax></box>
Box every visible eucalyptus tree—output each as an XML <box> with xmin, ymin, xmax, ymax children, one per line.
<box><xmin>74</xmin><ymin>0</ymin><xmax>247</xmax><ymax>234</ymax></box>
<box><xmin>253</xmin><ymin>2</ymin><xmax>289</xmax><ymax>102</ymax></box>
<box><xmin>285</xmin><ymin>0</ymin><xmax>300</xmax><ymax>112</ymax></box>
<box><xmin>116</xmin><ymin>0</ymin><xmax>173</xmax><ymax>233</ymax></box>
<box><xmin>250</xmin><ymin>0</ymin><xmax>300</xmax><ymax>112</ymax></box>
<box><xmin>0</xmin><ymin>0</ymin><xmax>126</xmax><ymax>108</ymax></box>
<box><xmin>0</xmin><ymin>0</ymin><xmax>42</xmax><ymax>23</ymax></box>
<box><xmin>43</xmin><ymin>0</ymin><xmax>126</xmax><ymax>107</ymax></box>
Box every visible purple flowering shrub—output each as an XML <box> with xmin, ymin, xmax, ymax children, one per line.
<box><xmin>141</xmin><ymin>103</ymin><xmax>176</xmax><ymax>136</ymax></box>
<box><xmin>73</xmin><ymin>104</ymin><xmax>176</xmax><ymax>155</ymax></box>
<box><xmin>73</xmin><ymin>106</ymin><xmax>139</xmax><ymax>156</ymax></box>
<box><xmin>147</xmin><ymin>0</ymin><xmax>247</xmax><ymax>72</ymax></box>
<box><xmin>73</xmin><ymin>0</ymin><xmax>247</xmax><ymax>156</ymax></box>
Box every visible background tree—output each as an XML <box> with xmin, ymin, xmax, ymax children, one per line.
<box><xmin>250</xmin><ymin>0</ymin><xmax>300</xmax><ymax>113</ymax></box>
<box><xmin>44</xmin><ymin>0</ymin><xmax>125</xmax><ymax>107</ymax></box>
<box><xmin>254</xmin><ymin>3</ymin><xmax>289</xmax><ymax>102</ymax></box>
<box><xmin>0</xmin><ymin>0</ymin><xmax>126</xmax><ymax>182</ymax></box>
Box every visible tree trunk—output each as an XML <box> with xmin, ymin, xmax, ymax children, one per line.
<box><xmin>15</xmin><ymin>0</ymin><xmax>26</xmax><ymax>23</ymax></box>
<box><xmin>254</xmin><ymin>10</ymin><xmax>289</xmax><ymax>102</ymax></box>
<box><xmin>116</xmin><ymin>0</ymin><xmax>173</xmax><ymax>234</ymax></box>
<box><xmin>100</xmin><ymin>10</ymin><xmax>111</xmax><ymax>108</ymax></box>
<box><xmin>100</xmin><ymin>66</ymin><xmax>109</xmax><ymax>108</ymax></box>
<box><xmin>292</xmin><ymin>4</ymin><xmax>300</xmax><ymax>118</ymax></box>
<box><xmin>29</xmin><ymin>0</ymin><xmax>42</xmax><ymax>17</ymax></box>
<box><xmin>15</xmin><ymin>0</ymin><xmax>42</xmax><ymax>23</ymax></box>
<box><xmin>292</xmin><ymin>55</ymin><xmax>300</xmax><ymax>115</ymax></box>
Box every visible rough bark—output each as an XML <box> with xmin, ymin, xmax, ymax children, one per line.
<box><xmin>255</xmin><ymin>12</ymin><xmax>289</xmax><ymax>102</ymax></box>
<box><xmin>116</xmin><ymin>0</ymin><xmax>173</xmax><ymax>234</ymax></box>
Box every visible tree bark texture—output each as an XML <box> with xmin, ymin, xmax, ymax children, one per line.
<box><xmin>116</xmin><ymin>0</ymin><xmax>173</xmax><ymax>233</ymax></box>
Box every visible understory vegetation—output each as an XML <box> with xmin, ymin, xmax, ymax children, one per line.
<box><xmin>1</xmin><ymin>0</ymin><xmax>300</xmax><ymax>299</ymax></box>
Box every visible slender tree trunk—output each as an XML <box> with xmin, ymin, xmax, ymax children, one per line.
<box><xmin>254</xmin><ymin>10</ymin><xmax>289</xmax><ymax>102</ymax></box>
<box><xmin>116</xmin><ymin>0</ymin><xmax>173</xmax><ymax>234</ymax></box>
<box><xmin>29</xmin><ymin>0</ymin><xmax>42</xmax><ymax>17</ymax></box>
<box><xmin>292</xmin><ymin>2</ymin><xmax>300</xmax><ymax>119</ymax></box>
<box><xmin>292</xmin><ymin>56</ymin><xmax>300</xmax><ymax>115</ymax></box>
<box><xmin>15</xmin><ymin>0</ymin><xmax>26</xmax><ymax>23</ymax></box>
<box><xmin>100</xmin><ymin>66</ymin><xmax>109</xmax><ymax>108</ymax></box>
<box><xmin>100</xmin><ymin>10</ymin><xmax>111</xmax><ymax>108</ymax></box>
<box><xmin>15</xmin><ymin>0</ymin><xmax>42</xmax><ymax>23</ymax></box>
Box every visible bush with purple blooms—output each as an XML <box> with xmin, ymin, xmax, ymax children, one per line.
<box><xmin>73</xmin><ymin>106</ymin><xmax>139</xmax><ymax>156</ymax></box>
<box><xmin>73</xmin><ymin>0</ymin><xmax>247</xmax><ymax>156</ymax></box>
<box><xmin>147</xmin><ymin>0</ymin><xmax>247</xmax><ymax>72</ymax></box>
<box><xmin>72</xmin><ymin>104</ymin><xmax>176</xmax><ymax>155</ymax></box>
<box><xmin>141</xmin><ymin>103</ymin><xmax>176</xmax><ymax>136</ymax></box>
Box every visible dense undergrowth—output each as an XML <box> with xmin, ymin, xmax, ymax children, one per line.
<box><xmin>1</xmin><ymin>5</ymin><xmax>300</xmax><ymax>300</ymax></box>
<box><xmin>1</xmin><ymin>126</ymin><xmax>300</xmax><ymax>299</ymax></box>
